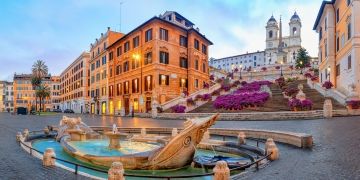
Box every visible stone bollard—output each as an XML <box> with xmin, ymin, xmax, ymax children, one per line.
<box><xmin>23</xmin><ymin>129</ymin><xmax>29</xmax><ymax>138</ymax></box>
<box><xmin>43</xmin><ymin>148</ymin><xmax>56</xmax><ymax>167</ymax></box>
<box><xmin>171</xmin><ymin>128</ymin><xmax>178</xmax><ymax>137</ymax></box>
<box><xmin>213</xmin><ymin>160</ymin><xmax>230</xmax><ymax>180</ymax></box>
<box><xmin>108</xmin><ymin>162</ymin><xmax>125</xmax><ymax>180</ymax></box>
<box><xmin>16</xmin><ymin>132</ymin><xmax>22</xmax><ymax>142</ymax></box>
<box><xmin>237</xmin><ymin>132</ymin><xmax>246</xmax><ymax>145</ymax></box>
<box><xmin>323</xmin><ymin>99</ymin><xmax>333</xmax><ymax>118</ymax></box>
<box><xmin>141</xmin><ymin>128</ymin><xmax>146</xmax><ymax>136</ymax></box>
<box><xmin>265</xmin><ymin>138</ymin><xmax>275</xmax><ymax>152</ymax></box>
<box><xmin>266</xmin><ymin>142</ymin><xmax>279</xmax><ymax>161</ymax></box>
<box><xmin>44</xmin><ymin>127</ymin><xmax>50</xmax><ymax>135</ymax></box>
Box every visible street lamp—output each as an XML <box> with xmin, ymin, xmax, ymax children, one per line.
<box><xmin>300</xmin><ymin>61</ymin><xmax>303</xmax><ymax>74</ymax></box>
<box><xmin>327</xmin><ymin>67</ymin><xmax>331</xmax><ymax>80</ymax></box>
<box><xmin>239</xmin><ymin>64</ymin><xmax>243</xmax><ymax>79</ymax></box>
<box><xmin>280</xmin><ymin>61</ymin><xmax>284</xmax><ymax>77</ymax></box>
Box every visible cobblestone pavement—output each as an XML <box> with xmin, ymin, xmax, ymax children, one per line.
<box><xmin>1</xmin><ymin>113</ymin><xmax>360</xmax><ymax>179</ymax></box>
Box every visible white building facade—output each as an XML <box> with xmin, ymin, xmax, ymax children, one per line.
<box><xmin>209</xmin><ymin>51</ymin><xmax>265</xmax><ymax>72</ymax></box>
<box><xmin>265</xmin><ymin>13</ymin><xmax>302</xmax><ymax>65</ymax></box>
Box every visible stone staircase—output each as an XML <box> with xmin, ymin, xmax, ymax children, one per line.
<box><xmin>287</xmin><ymin>80</ymin><xmax>345</xmax><ymax>110</ymax></box>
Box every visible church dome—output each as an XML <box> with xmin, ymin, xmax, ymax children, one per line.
<box><xmin>268</xmin><ymin>15</ymin><xmax>277</xmax><ymax>23</ymax></box>
<box><xmin>291</xmin><ymin>12</ymin><xmax>300</xmax><ymax>21</ymax></box>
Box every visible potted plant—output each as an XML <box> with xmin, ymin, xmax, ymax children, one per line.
<box><xmin>170</xmin><ymin>105</ymin><xmax>186</xmax><ymax>113</ymax></box>
<box><xmin>288</xmin><ymin>98</ymin><xmax>302</xmax><ymax>111</ymax></box>
<box><xmin>186</xmin><ymin>98</ymin><xmax>195</xmax><ymax>106</ymax></box>
<box><xmin>346</xmin><ymin>100</ymin><xmax>360</xmax><ymax>110</ymax></box>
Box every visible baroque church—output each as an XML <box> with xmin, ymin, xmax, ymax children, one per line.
<box><xmin>265</xmin><ymin>12</ymin><xmax>302</xmax><ymax>65</ymax></box>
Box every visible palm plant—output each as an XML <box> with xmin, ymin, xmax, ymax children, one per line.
<box><xmin>35</xmin><ymin>85</ymin><xmax>51</xmax><ymax>112</ymax></box>
<box><xmin>31</xmin><ymin>60</ymin><xmax>48</xmax><ymax>112</ymax></box>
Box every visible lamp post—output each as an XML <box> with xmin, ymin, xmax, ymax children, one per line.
<box><xmin>239</xmin><ymin>64</ymin><xmax>243</xmax><ymax>80</ymax></box>
<box><xmin>300</xmin><ymin>61</ymin><xmax>303</xmax><ymax>74</ymax></box>
<box><xmin>327</xmin><ymin>67</ymin><xmax>331</xmax><ymax>81</ymax></box>
<box><xmin>280</xmin><ymin>61</ymin><xmax>284</xmax><ymax>77</ymax></box>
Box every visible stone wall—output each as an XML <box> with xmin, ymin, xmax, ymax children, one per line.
<box><xmin>155</xmin><ymin>111</ymin><xmax>324</xmax><ymax>121</ymax></box>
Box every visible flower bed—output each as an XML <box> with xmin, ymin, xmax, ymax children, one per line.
<box><xmin>171</xmin><ymin>105</ymin><xmax>186</xmax><ymax>113</ymax></box>
<box><xmin>275</xmin><ymin>77</ymin><xmax>286</xmax><ymax>88</ymax></box>
<box><xmin>284</xmin><ymin>87</ymin><xmax>299</xmax><ymax>98</ymax></box>
<box><xmin>220</xmin><ymin>84</ymin><xmax>231</xmax><ymax>92</ymax></box>
<box><xmin>211</xmin><ymin>89</ymin><xmax>220</xmax><ymax>96</ymax></box>
<box><xmin>322</xmin><ymin>81</ymin><xmax>333</xmax><ymax>89</ymax></box>
<box><xmin>304</xmin><ymin>72</ymin><xmax>312</xmax><ymax>78</ymax></box>
<box><xmin>288</xmin><ymin>98</ymin><xmax>313</xmax><ymax>111</ymax></box>
<box><xmin>213</xmin><ymin>92</ymin><xmax>270</xmax><ymax>110</ymax></box>
<box><xmin>234</xmin><ymin>81</ymin><xmax>272</xmax><ymax>94</ymax></box>
<box><xmin>201</xmin><ymin>93</ymin><xmax>211</xmax><ymax>101</ymax></box>
<box><xmin>346</xmin><ymin>100</ymin><xmax>360</xmax><ymax>109</ymax></box>
<box><xmin>186</xmin><ymin>98</ymin><xmax>195</xmax><ymax>106</ymax></box>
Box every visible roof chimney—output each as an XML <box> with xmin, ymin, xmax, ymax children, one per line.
<box><xmin>107</xmin><ymin>27</ymin><xmax>110</xmax><ymax>31</ymax></box>
<box><xmin>101</xmin><ymin>33</ymin><xmax>103</xmax><ymax>37</ymax></box>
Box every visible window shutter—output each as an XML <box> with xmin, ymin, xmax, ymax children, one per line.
<box><xmin>166</xmin><ymin>75</ymin><xmax>169</xmax><ymax>85</ymax></box>
<box><xmin>150</xmin><ymin>75</ymin><xmax>153</xmax><ymax>90</ymax></box>
<box><xmin>166</xmin><ymin>53</ymin><xmax>169</xmax><ymax>64</ymax></box>
<box><xmin>159</xmin><ymin>75</ymin><xmax>162</xmax><ymax>85</ymax></box>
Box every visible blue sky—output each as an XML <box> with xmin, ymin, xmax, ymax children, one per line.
<box><xmin>0</xmin><ymin>0</ymin><xmax>323</xmax><ymax>81</ymax></box>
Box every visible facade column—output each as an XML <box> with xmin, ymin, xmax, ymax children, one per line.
<box><xmin>326</xmin><ymin>6</ymin><xmax>336</xmax><ymax>86</ymax></box>
<box><xmin>352</xmin><ymin>0</ymin><xmax>360</xmax><ymax>96</ymax></box>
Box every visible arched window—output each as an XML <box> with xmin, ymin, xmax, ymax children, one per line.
<box><xmin>269</xmin><ymin>30</ymin><xmax>273</xmax><ymax>38</ymax></box>
<box><xmin>293</xmin><ymin>27</ymin><xmax>297</xmax><ymax>35</ymax></box>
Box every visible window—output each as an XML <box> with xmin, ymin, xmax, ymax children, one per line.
<box><xmin>160</xmin><ymin>28</ymin><xmax>168</xmax><ymax>41</ymax></box>
<box><xmin>91</xmin><ymin>63</ymin><xmax>95</xmax><ymax>71</ymax></box>
<box><xmin>336</xmin><ymin>64</ymin><xmax>340</xmax><ymax>76</ymax></box>
<box><xmin>348</xmin><ymin>22</ymin><xmax>352</xmax><ymax>40</ymax></box>
<box><xmin>133</xmin><ymin>36</ymin><xmax>139</xmax><ymax>48</ymax></box>
<box><xmin>159</xmin><ymin>51</ymin><xmax>169</xmax><ymax>64</ymax></box>
<box><xmin>117</xmin><ymin>46</ymin><xmax>122</xmax><ymax>57</ymax></box>
<box><xmin>202</xmin><ymin>44</ymin><xmax>207</xmax><ymax>54</ymax></box>
<box><xmin>109</xmin><ymin>85</ymin><xmax>114</xmax><ymax>97</ymax></box>
<box><xmin>202</xmin><ymin>63</ymin><xmax>206</xmax><ymax>73</ymax></box>
<box><xmin>179</xmin><ymin>78</ymin><xmax>187</xmax><ymax>88</ymax></box>
<box><xmin>325</xmin><ymin>17</ymin><xmax>327</xmax><ymax>30</ymax></box>
<box><xmin>293</xmin><ymin>27</ymin><xmax>297</xmax><ymax>35</ymax></box>
<box><xmin>124</xmin><ymin>41</ymin><xmax>130</xmax><ymax>52</ymax></box>
<box><xmin>336</xmin><ymin>33</ymin><xmax>340</xmax><ymax>52</ymax></box>
<box><xmin>116</xmin><ymin>65</ymin><xmax>122</xmax><ymax>75</ymax></box>
<box><xmin>145</xmin><ymin>29</ymin><xmax>152</xmax><ymax>42</ymax></box>
<box><xmin>109</xmin><ymin>67</ymin><xmax>113</xmax><ymax>77</ymax></box>
<box><xmin>103</xmin><ymin>42</ymin><xmax>107</xmax><ymax>50</ymax></box>
<box><xmin>144</xmin><ymin>75</ymin><xmax>153</xmax><ymax>91</ymax></box>
<box><xmin>123</xmin><ymin>61</ymin><xmax>129</xmax><ymax>72</ymax></box>
<box><xmin>324</xmin><ymin>39</ymin><xmax>328</xmax><ymax>57</ymax></box>
<box><xmin>269</xmin><ymin>30</ymin><xmax>273</xmax><ymax>38</ymax></box>
<box><xmin>179</xmin><ymin>57</ymin><xmax>188</xmax><ymax>68</ymax></box>
<box><xmin>132</xmin><ymin>78</ymin><xmax>139</xmax><ymax>93</ymax></box>
<box><xmin>96</xmin><ymin>73</ymin><xmax>100</xmax><ymax>82</ymax></box>
<box><xmin>179</xmin><ymin>35</ymin><xmax>187</xmax><ymax>47</ymax></box>
<box><xmin>159</xmin><ymin>74</ymin><xmax>169</xmax><ymax>85</ymax></box>
<box><xmin>319</xmin><ymin>27</ymin><xmax>322</xmax><ymax>40</ymax></box>
<box><xmin>347</xmin><ymin>0</ymin><xmax>351</xmax><ymax>6</ymax></box>
<box><xmin>123</xmin><ymin>81</ymin><xmax>129</xmax><ymax>94</ymax></box>
<box><xmin>102</xmin><ymin>56</ymin><xmax>106</xmax><ymax>65</ymax></box>
<box><xmin>132</xmin><ymin>58</ymin><xmax>140</xmax><ymax>69</ymax></box>
<box><xmin>109</xmin><ymin>51</ymin><xmax>113</xmax><ymax>61</ymax></box>
<box><xmin>96</xmin><ymin>60</ymin><xmax>100</xmax><ymax>68</ymax></box>
<box><xmin>101</xmin><ymin>87</ymin><xmax>106</xmax><ymax>96</ymax></box>
<box><xmin>336</xmin><ymin>8</ymin><xmax>339</xmax><ymax>23</ymax></box>
<box><xmin>348</xmin><ymin>55</ymin><xmax>352</xmax><ymax>69</ymax></box>
<box><xmin>341</xmin><ymin>34</ymin><xmax>345</xmax><ymax>48</ymax></box>
<box><xmin>194</xmin><ymin>39</ymin><xmax>199</xmax><ymax>50</ymax></box>
<box><xmin>116</xmin><ymin>83</ymin><xmax>122</xmax><ymax>96</ymax></box>
<box><xmin>144</xmin><ymin>52</ymin><xmax>152</xmax><ymax>65</ymax></box>
<box><xmin>195</xmin><ymin>60</ymin><xmax>199</xmax><ymax>70</ymax></box>
<box><xmin>195</xmin><ymin>79</ymin><xmax>199</xmax><ymax>88</ymax></box>
<box><xmin>97</xmin><ymin>47</ymin><xmax>100</xmax><ymax>55</ymax></box>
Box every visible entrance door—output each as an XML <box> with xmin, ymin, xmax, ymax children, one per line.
<box><xmin>146</xmin><ymin>97</ymin><xmax>151</xmax><ymax>113</ymax></box>
<box><xmin>124</xmin><ymin>98</ymin><xmax>129</xmax><ymax>115</ymax></box>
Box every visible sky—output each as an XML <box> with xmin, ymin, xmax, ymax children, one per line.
<box><xmin>0</xmin><ymin>0</ymin><xmax>324</xmax><ymax>81</ymax></box>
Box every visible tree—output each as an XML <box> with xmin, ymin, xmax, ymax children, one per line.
<box><xmin>32</xmin><ymin>60</ymin><xmax>49</xmax><ymax>78</ymax></box>
<box><xmin>36</xmin><ymin>85</ymin><xmax>51</xmax><ymax>112</ymax></box>
<box><xmin>31</xmin><ymin>60</ymin><xmax>48</xmax><ymax>112</ymax></box>
<box><xmin>295</xmin><ymin>48</ymin><xmax>310</xmax><ymax>69</ymax></box>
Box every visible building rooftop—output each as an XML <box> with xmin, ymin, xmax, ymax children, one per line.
<box><xmin>313</xmin><ymin>0</ymin><xmax>336</xmax><ymax>30</ymax></box>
